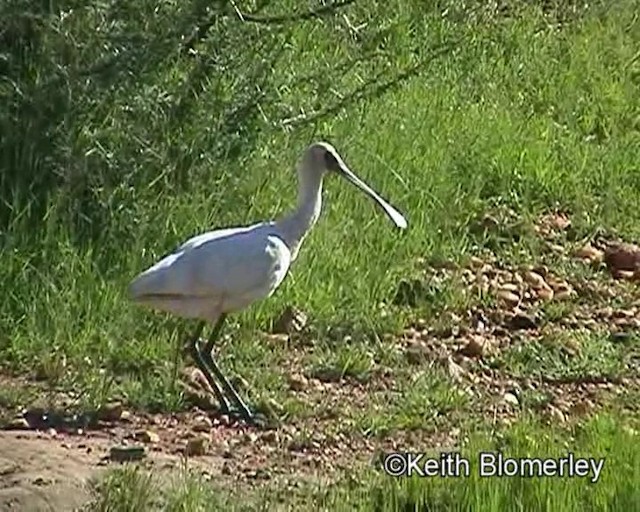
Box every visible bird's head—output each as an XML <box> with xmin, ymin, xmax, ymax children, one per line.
<box><xmin>299</xmin><ymin>141</ymin><xmax>408</xmax><ymax>230</ymax></box>
<box><xmin>299</xmin><ymin>141</ymin><xmax>346</xmax><ymax>177</ymax></box>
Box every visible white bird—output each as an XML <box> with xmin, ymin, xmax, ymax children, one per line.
<box><xmin>128</xmin><ymin>142</ymin><xmax>407</xmax><ymax>425</ymax></box>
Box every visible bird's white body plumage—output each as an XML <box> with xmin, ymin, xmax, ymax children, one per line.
<box><xmin>129</xmin><ymin>221</ymin><xmax>292</xmax><ymax>321</ymax></box>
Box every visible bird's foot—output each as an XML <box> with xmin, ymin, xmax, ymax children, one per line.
<box><xmin>217</xmin><ymin>405</ymin><xmax>275</xmax><ymax>430</ymax></box>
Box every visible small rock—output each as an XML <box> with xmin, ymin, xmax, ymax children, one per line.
<box><xmin>533</xmin><ymin>265</ymin><xmax>549</xmax><ymax>277</ymax></box>
<box><xmin>549</xmin><ymin>213</ymin><xmax>571</xmax><ymax>231</ymax></box>
<box><xmin>575</xmin><ymin>244</ymin><xmax>604</xmax><ymax>262</ymax></box>
<box><xmin>613</xmin><ymin>269</ymin><xmax>636</xmax><ymax>280</ymax></box>
<box><xmin>5</xmin><ymin>417</ymin><xmax>30</xmax><ymax>430</ymax></box>
<box><xmin>136</xmin><ymin>430</ymin><xmax>160</xmax><ymax>444</ymax></box>
<box><xmin>497</xmin><ymin>289</ymin><xmax>520</xmax><ymax>308</ymax></box>
<box><xmin>524</xmin><ymin>271</ymin><xmax>547</xmax><ymax>289</ymax></box>
<box><xmin>185</xmin><ymin>436</ymin><xmax>210</xmax><ymax>456</ymax></box>
<box><xmin>232</xmin><ymin>375</ymin><xmax>250</xmax><ymax>391</ymax></box>
<box><xmin>571</xmin><ymin>401</ymin><xmax>593</xmax><ymax>416</ymax></box>
<box><xmin>503</xmin><ymin>392</ymin><xmax>519</xmax><ymax>406</ymax></box>
<box><xmin>547</xmin><ymin>243</ymin><xmax>565</xmax><ymax>254</ymax></box>
<box><xmin>265</xmin><ymin>397</ymin><xmax>285</xmax><ymax>416</ymax></box>
<box><xmin>405</xmin><ymin>343</ymin><xmax>429</xmax><ymax>365</ymax></box>
<box><xmin>459</xmin><ymin>335</ymin><xmax>491</xmax><ymax>358</ymax></box>
<box><xmin>547</xmin><ymin>406</ymin><xmax>566</xmax><ymax>423</ymax></box>
<box><xmin>469</xmin><ymin>256</ymin><xmax>485</xmax><ymax>269</ymax></box>
<box><xmin>604</xmin><ymin>242</ymin><xmax>640</xmax><ymax>272</ymax></box>
<box><xmin>508</xmin><ymin>312</ymin><xmax>538</xmax><ymax>330</ymax></box>
<box><xmin>553</xmin><ymin>285</ymin><xmax>574</xmax><ymax>300</ymax></box>
<box><xmin>288</xmin><ymin>374</ymin><xmax>308</xmax><ymax>391</ymax></box>
<box><xmin>261</xmin><ymin>430</ymin><xmax>278</xmax><ymax>443</ymax></box>
<box><xmin>498</xmin><ymin>283</ymin><xmax>519</xmax><ymax>293</ymax></box>
<box><xmin>193</xmin><ymin>415</ymin><xmax>213</xmax><ymax>432</ymax></box>
<box><xmin>266</xmin><ymin>333</ymin><xmax>289</xmax><ymax>343</ymax></box>
<box><xmin>536</xmin><ymin>286</ymin><xmax>554</xmax><ymax>301</ymax></box>
<box><xmin>99</xmin><ymin>402</ymin><xmax>124</xmax><ymax>422</ymax></box>
<box><xmin>109</xmin><ymin>445</ymin><xmax>146</xmax><ymax>462</ymax></box>
<box><xmin>311</xmin><ymin>367</ymin><xmax>343</xmax><ymax>383</ymax></box>
<box><xmin>243</xmin><ymin>432</ymin><xmax>259</xmax><ymax>444</ymax></box>
<box><xmin>445</xmin><ymin>357</ymin><xmax>466</xmax><ymax>382</ymax></box>
<box><xmin>32</xmin><ymin>477</ymin><xmax>48</xmax><ymax>486</ymax></box>
<box><xmin>272</xmin><ymin>305</ymin><xmax>308</xmax><ymax>334</ymax></box>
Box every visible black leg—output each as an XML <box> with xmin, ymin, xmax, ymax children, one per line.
<box><xmin>200</xmin><ymin>314</ymin><xmax>254</xmax><ymax>423</ymax></box>
<box><xmin>186</xmin><ymin>321</ymin><xmax>231</xmax><ymax>413</ymax></box>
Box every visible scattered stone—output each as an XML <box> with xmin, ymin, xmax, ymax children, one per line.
<box><xmin>547</xmin><ymin>406</ymin><xmax>566</xmax><ymax>424</ymax></box>
<box><xmin>604</xmin><ymin>242</ymin><xmax>640</xmax><ymax>272</ymax></box>
<box><xmin>193</xmin><ymin>415</ymin><xmax>213</xmax><ymax>432</ymax></box>
<box><xmin>536</xmin><ymin>286</ymin><xmax>554</xmax><ymax>301</ymax></box>
<box><xmin>571</xmin><ymin>400</ymin><xmax>593</xmax><ymax>416</ymax></box>
<box><xmin>311</xmin><ymin>367</ymin><xmax>343</xmax><ymax>383</ymax></box>
<box><xmin>5</xmin><ymin>417</ymin><xmax>30</xmax><ymax>430</ymax></box>
<box><xmin>532</xmin><ymin>265</ymin><xmax>549</xmax><ymax>277</ymax></box>
<box><xmin>265</xmin><ymin>398</ymin><xmax>285</xmax><ymax>416</ymax></box>
<box><xmin>405</xmin><ymin>343</ymin><xmax>430</xmax><ymax>365</ymax></box>
<box><xmin>288</xmin><ymin>373</ymin><xmax>308</xmax><ymax>391</ymax></box>
<box><xmin>459</xmin><ymin>335</ymin><xmax>493</xmax><ymax>358</ymax></box>
<box><xmin>32</xmin><ymin>477</ymin><xmax>49</xmax><ymax>486</ymax></box>
<box><xmin>497</xmin><ymin>289</ymin><xmax>520</xmax><ymax>308</ymax></box>
<box><xmin>109</xmin><ymin>445</ymin><xmax>146</xmax><ymax>462</ymax></box>
<box><xmin>266</xmin><ymin>333</ymin><xmax>289</xmax><ymax>343</ymax></box>
<box><xmin>549</xmin><ymin>213</ymin><xmax>571</xmax><ymax>231</ymax></box>
<box><xmin>243</xmin><ymin>432</ymin><xmax>259</xmax><ymax>444</ymax></box>
<box><xmin>445</xmin><ymin>357</ymin><xmax>466</xmax><ymax>382</ymax></box>
<box><xmin>185</xmin><ymin>436</ymin><xmax>210</xmax><ymax>456</ymax></box>
<box><xmin>508</xmin><ymin>312</ymin><xmax>538</xmax><ymax>330</ymax></box>
<box><xmin>135</xmin><ymin>430</ymin><xmax>160</xmax><ymax>444</ymax></box>
<box><xmin>261</xmin><ymin>430</ymin><xmax>278</xmax><ymax>443</ymax></box>
<box><xmin>498</xmin><ymin>283</ymin><xmax>519</xmax><ymax>293</ymax></box>
<box><xmin>553</xmin><ymin>284</ymin><xmax>574</xmax><ymax>300</ymax></box>
<box><xmin>575</xmin><ymin>244</ymin><xmax>604</xmax><ymax>262</ymax></box>
<box><xmin>524</xmin><ymin>271</ymin><xmax>546</xmax><ymax>289</ymax></box>
<box><xmin>99</xmin><ymin>402</ymin><xmax>124</xmax><ymax>422</ymax></box>
<box><xmin>547</xmin><ymin>243</ymin><xmax>565</xmax><ymax>254</ymax></box>
<box><xmin>272</xmin><ymin>305</ymin><xmax>308</xmax><ymax>334</ymax></box>
<box><xmin>469</xmin><ymin>256</ymin><xmax>485</xmax><ymax>269</ymax></box>
<box><xmin>503</xmin><ymin>393</ymin><xmax>519</xmax><ymax>407</ymax></box>
<box><xmin>613</xmin><ymin>269</ymin><xmax>636</xmax><ymax>281</ymax></box>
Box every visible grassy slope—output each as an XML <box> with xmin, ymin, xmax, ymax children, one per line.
<box><xmin>1</xmin><ymin>0</ymin><xmax>639</xmax><ymax>510</ymax></box>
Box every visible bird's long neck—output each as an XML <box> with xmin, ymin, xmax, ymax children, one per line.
<box><xmin>276</xmin><ymin>169</ymin><xmax>323</xmax><ymax>260</ymax></box>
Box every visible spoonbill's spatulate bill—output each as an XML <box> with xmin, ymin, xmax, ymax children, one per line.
<box><xmin>128</xmin><ymin>142</ymin><xmax>407</xmax><ymax>425</ymax></box>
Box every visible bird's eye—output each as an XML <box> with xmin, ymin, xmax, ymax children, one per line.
<box><xmin>324</xmin><ymin>151</ymin><xmax>340</xmax><ymax>171</ymax></box>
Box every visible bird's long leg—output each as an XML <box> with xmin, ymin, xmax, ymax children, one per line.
<box><xmin>187</xmin><ymin>321</ymin><xmax>231</xmax><ymax>413</ymax></box>
<box><xmin>200</xmin><ymin>314</ymin><xmax>254</xmax><ymax>423</ymax></box>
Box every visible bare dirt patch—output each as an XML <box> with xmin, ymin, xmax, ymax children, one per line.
<box><xmin>0</xmin><ymin>431</ymin><xmax>105</xmax><ymax>512</ymax></box>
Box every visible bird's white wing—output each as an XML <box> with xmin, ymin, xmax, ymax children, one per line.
<box><xmin>129</xmin><ymin>222</ymin><xmax>292</xmax><ymax>317</ymax></box>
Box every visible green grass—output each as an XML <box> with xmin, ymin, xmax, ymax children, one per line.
<box><xmin>496</xmin><ymin>329</ymin><xmax>630</xmax><ymax>381</ymax></box>
<box><xmin>2</xmin><ymin>0</ymin><xmax>640</xmax><ymax>510</ymax></box>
